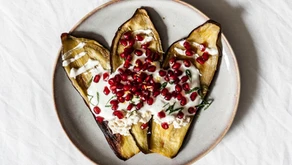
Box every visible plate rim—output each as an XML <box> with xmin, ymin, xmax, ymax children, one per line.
<box><xmin>52</xmin><ymin>0</ymin><xmax>241</xmax><ymax>164</ymax></box>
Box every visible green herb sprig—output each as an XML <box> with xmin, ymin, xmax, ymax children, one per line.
<box><xmin>186</xmin><ymin>69</ymin><xmax>192</xmax><ymax>82</ymax></box>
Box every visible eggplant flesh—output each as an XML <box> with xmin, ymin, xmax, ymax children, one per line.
<box><xmin>111</xmin><ymin>8</ymin><xmax>163</xmax><ymax>153</ymax></box>
<box><xmin>150</xmin><ymin>20</ymin><xmax>222</xmax><ymax>158</ymax></box>
<box><xmin>60</xmin><ymin>34</ymin><xmax>140</xmax><ymax>160</ymax></box>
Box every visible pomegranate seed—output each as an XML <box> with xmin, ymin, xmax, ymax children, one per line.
<box><xmin>183</xmin><ymin>41</ymin><xmax>191</xmax><ymax>49</ymax></box>
<box><xmin>121</xmin><ymin>74</ymin><xmax>127</xmax><ymax>81</ymax></box>
<box><xmin>159</xmin><ymin>70</ymin><xmax>166</xmax><ymax>77</ymax></box>
<box><xmin>180</xmin><ymin>97</ymin><xmax>187</xmax><ymax>106</ymax></box>
<box><xmin>147</xmin><ymin>65</ymin><xmax>156</xmax><ymax>72</ymax></box>
<box><xmin>141</xmin><ymin>43</ymin><xmax>150</xmax><ymax>49</ymax></box>
<box><xmin>134</xmin><ymin>66</ymin><xmax>141</xmax><ymax>72</ymax></box>
<box><xmin>158</xmin><ymin>111</ymin><xmax>166</xmax><ymax>118</ymax></box>
<box><xmin>190</xmin><ymin>92</ymin><xmax>198</xmax><ymax>101</ymax></box>
<box><xmin>145</xmin><ymin>57</ymin><xmax>153</xmax><ymax>63</ymax></box>
<box><xmin>111</xmin><ymin>104</ymin><xmax>118</xmax><ymax>111</ymax></box>
<box><xmin>131</xmin><ymin>86</ymin><xmax>138</xmax><ymax>93</ymax></box>
<box><xmin>185</xmin><ymin>49</ymin><xmax>194</xmax><ymax>56</ymax></box>
<box><xmin>136</xmin><ymin>102</ymin><xmax>143</xmax><ymax>110</ymax></box>
<box><xmin>142</xmin><ymin>63</ymin><xmax>149</xmax><ymax>71</ymax></box>
<box><xmin>154</xmin><ymin>83</ymin><xmax>161</xmax><ymax>90</ymax></box>
<box><xmin>110</xmin><ymin>99</ymin><xmax>118</xmax><ymax>105</ymax></box>
<box><xmin>145</xmin><ymin>75</ymin><xmax>152</xmax><ymax>82</ymax></box>
<box><xmin>169</xmin><ymin>75</ymin><xmax>177</xmax><ymax>80</ymax></box>
<box><xmin>169</xmin><ymin>57</ymin><xmax>176</xmax><ymax>64</ymax></box>
<box><xmin>153</xmin><ymin>52</ymin><xmax>160</xmax><ymax>61</ymax></box>
<box><xmin>172</xmin><ymin>62</ymin><xmax>181</xmax><ymax>70</ymax></box>
<box><xmin>164</xmin><ymin>94</ymin><xmax>172</xmax><ymax>101</ymax></box>
<box><xmin>93</xmin><ymin>75</ymin><xmax>101</xmax><ymax>83</ymax></box>
<box><xmin>128</xmin><ymin>39</ymin><xmax>135</xmax><ymax>47</ymax></box>
<box><xmin>161</xmin><ymin>122</ymin><xmax>169</xmax><ymax>129</ymax></box>
<box><xmin>168</xmin><ymin>70</ymin><xmax>174</xmax><ymax>77</ymax></box>
<box><xmin>153</xmin><ymin>90</ymin><xmax>160</xmax><ymax>97</ymax></box>
<box><xmin>103</xmin><ymin>72</ymin><xmax>109</xmax><ymax>81</ymax></box>
<box><xmin>200</xmin><ymin>43</ymin><xmax>206</xmax><ymax>51</ymax></box>
<box><xmin>123</xmin><ymin>61</ymin><xmax>131</xmax><ymax>68</ymax></box>
<box><xmin>124</xmin><ymin>47</ymin><xmax>133</xmax><ymax>55</ymax></box>
<box><xmin>118</xmin><ymin>97</ymin><xmax>125</xmax><ymax>103</ymax></box>
<box><xmin>96</xmin><ymin>116</ymin><xmax>104</xmax><ymax>123</ymax></box>
<box><xmin>126</xmin><ymin>55</ymin><xmax>132</xmax><ymax>62</ymax></box>
<box><xmin>123</xmin><ymin>85</ymin><xmax>131</xmax><ymax>91</ymax></box>
<box><xmin>111</xmin><ymin>89</ymin><xmax>117</xmax><ymax>94</ymax></box>
<box><xmin>123</xmin><ymin>32</ymin><xmax>132</xmax><ymax>39</ymax></box>
<box><xmin>196</xmin><ymin>56</ymin><xmax>205</xmax><ymax>64</ymax></box>
<box><xmin>118</xmin><ymin>68</ymin><xmax>124</xmax><ymax>74</ymax></box>
<box><xmin>103</xmin><ymin>86</ymin><xmax>110</xmax><ymax>95</ymax></box>
<box><xmin>110</xmin><ymin>85</ymin><xmax>117</xmax><ymax>91</ymax></box>
<box><xmin>113</xmin><ymin>111</ymin><xmax>124</xmax><ymax>119</ymax></box>
<box><xmin>120</xmin><ymin>39</ymin><xmax>128</xmax><ymax>46</ymax></box>
<box><xmin>147</xmin><ymin>97</ymin><xmax>154</xmax><ymax>105</ymax></box>
<box><xmin>173</xmin><ymin>78</ymin><xmax>180</xmax><ymax>84</ymax></box>
<box><xmin>134</xmin><ymin>49</ymin><xmax>143</xmax><ymax>56</ymax></box>
<box><xmin>127</xmin><ymin>103</ymin><xmax>134</xmax><ymax>111</ymax></box>
<box><xmin>175</xmin><ymin>84</ymin><xmax>182</xmax><ymax>92</ymax></box>
<box><xmin>188</xmin><ymin>107</ymin><xmax>197</xmax><ymax>114</ymax></box>
<box><xmin>125</xmin><ymin>93</ymin><xmax>133</xmax><ymax>101</ymax></box>
<box><xmin>135</xmin><ymin>35</ymin><xmax>144</xmax><ymax>41</ymax></box>
<box><xmin>108</xmin><ymin>78</ymin><xmax>115</xmax><ymax>85</ymax></box>
<box><xmin>117</xmin><ymin>83</ymin><xmax>123</xmax><ymax>89</ymax></box>
<box><xmin>183</xmin><ymin>59</ymin><xmax>191</xmax><ymax>67</ymax></box>
<box><xmin>177</xmin><ymin>93</ymin><xmax>183</xmax><ymax>101</ymax></box>
<box><xmin>161</xmin><ymin>88</ymin><xmax>169</xmax><ymax>96</ymax></box>
<box><xmin>172</xmin><ymin>91</ymin><xmax>178</xmax><ymax>98</ymax></box>
<box><xmin>182</xmin><ymin>83</ymin><xmax>190</xmax><ymax>91</ymax></box>
<box><xmin>174</xmin><ymin>70</ymin><xmax>183</xmax><ymax>76</ymax></box>
<box><xmin>116</xmin><ymin>91</ymin><xmax>124</xmax><ymax>97</ymax></box>
<box><xmin>177</xmin><ymin>111</ymin><xmax>184</xmax><ymax>119</ymax></box>
<box><xmin>135</xmin><ymin>59</ymin><xmax>142</xmax><ymax>66</ymax></box>
<box><xmin>164</xmin><ymin>76</ymin><xmax>170</xmax><ymax>82</ymax></box>
<box><xmin>202</xmin><ymin>52</ymin><xmax>209</xmax><ymax>61</ymax></box>
<box><xmin>140</xmin><ymin>123</ymin><xmax>148</xmax><ymax>130</ymax></box>
<box><xmin>120</xmin><ymin>52</ymin><xmax>126</xmax><ymax>58</ymax></box>
<box><xmin>115</xmin><ymin>75</ymin><xmax>121</xmax><ymax>82</ymax></box>
<box><xmin>146</xmin><ymin>49</ymin><xmax>152</xmax><ymax>57</ymax></box>
<box><xmin>93</xmin><ymin>106</ymin><xmax>101</xmax><ymax>114</ymax></box>
<box><xmin>181</xmin><ymin>76</ymin><xmax>189</xmax><ymax>83</ymax></box>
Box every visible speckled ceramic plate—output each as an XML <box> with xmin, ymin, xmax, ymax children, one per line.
<box><xmin>53</xmin><ymin>0</ymin><xmax>240</xmax><ymax>164</ymax></box>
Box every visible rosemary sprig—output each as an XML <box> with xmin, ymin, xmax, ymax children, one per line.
<box><xmin>87</xmin><ymin>94</ymin><xmax>95</xmax><ymax>106</ymax></box>
<box><xmin>186</xmin><ymin>69</ymin><xmax>192</xmax><ymax>82</ymax></box>
<box><xmin>96</xmin><ymin>92</ymin><xmax>100</xmax><ymax>105</ymax></box>
<box><xmin>160</xmin><ymin>82</ymin><xmax>168</xmax><ymax>90</ymax></box>
<box><xmin>87</xmin><ymin>77</ymin><xmax>93</xmax><ymax>86</ymax></box>
<box><xmin>104</xmin><ymin>95</ymin><xmax>116</xmax><ymax>108</ymax></box>
<box><xmin>186</xmin><ymin>87</ymin><xmax>200</xmax><ymax>94</ymax></box>
<box><xmin>169</xmin><ymin>107</ymin><xmax>183</xmax><ymax>114</ymax></box>
<box><xmin>196</xmin><ymin>99</ymin><xmax>214</xmax><ymax>110</ymax></box>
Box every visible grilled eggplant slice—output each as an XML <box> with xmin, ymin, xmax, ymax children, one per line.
<box><xmin>150</xmin><ymin>20</ymin><xmax>222</xmax><ymax>158</ymax></box>
<box><xmin>60</xmin><ymin>33</ymin><xmax>140</xmax><ymax>160</ymax></box>
<box><xmin>111</xmin><ymin>8</ymin><xmax>163</xmax><ymax>153</ymax></box>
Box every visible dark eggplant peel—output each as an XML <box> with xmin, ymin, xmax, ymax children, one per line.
<box><xmin>60</xmin><ymin>7</ymin><xmax>221</xmax><ymax>161</ymax></box>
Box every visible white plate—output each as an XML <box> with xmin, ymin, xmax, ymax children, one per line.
<box><xmin>53</xmin><ymin>0</ymin><xmax>240</xmax><ymax>164</ymax></box>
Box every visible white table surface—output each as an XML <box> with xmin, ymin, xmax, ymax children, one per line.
<box><xmin>1</xmin><ymin>0</ymin><xmax>292</xmax><ymax>164</ymax></box>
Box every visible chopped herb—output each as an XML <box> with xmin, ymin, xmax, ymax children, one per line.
<box><xmin>169</xmin><ymin>81</ymin><xmax>174</xmax><ymax>85</ymax></box>
<box><xmin>163</xmin><ymin>103</ymin><xmax>170</xmax><ymax>108</ymax></box>
<box><xmin>87</xmin><ymin>77</ymin><xmax>93</xmax><ymax>86</ymax></box>
<box><xmin>186</xmin><ymin>69</ymin><xmax>192</xmax><ymax>82</ymax></box>
<box><xmin>160</xmin><ymin>82</ymin><xmax>168</xmax><ymax>89</ymax></box>
<box><xmin>186</xmin><ymin>87</ymin><xmax>200</xmax><ymax>94</ymax></box>
<box><xmin>96</xmin><ymin>92</ymin><xmax>100</xmax><ymax>105</ymax></box>
<box><xmin>105</xmin><ymin>105</ymin><xmax>112</xmax><ymax>108</ymax></box>
<box><xmin>104</xmin><ymin>95</ymin><xmax>116</xmax><ymax>108</ymax></box>
<box><xmin>169</xmin><ymin>107</ymin><xmax>183</xmax><ymax>114</ymax></box>
<box><xmin>165</xmin><ymin>102</ymin><xmax>176</xmax><ymax>113</ymax></box>
<box><xmin>87</xmin><ymin>94</ymin><xmax>95</xmax><ymax>106</ymax></box>
<box><xmin>196</xmin><ymin>99</ymin><xmax>214</xmax><ymax>110</ymax></box>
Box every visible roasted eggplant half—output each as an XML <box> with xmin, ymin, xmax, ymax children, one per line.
<box><xmin>150</xmin><ymin>20</ymin><xmax>222</xmax><ymax>158</ymax></box>
<box><xmin>111</xmin><ymin>8</ymin><xmax>163</xmax><ymax>153</ymax></box>
<box><xmin>60</xmin><ymin>33</ymin><xmax>140</xmax><ymax>160</ymax></box>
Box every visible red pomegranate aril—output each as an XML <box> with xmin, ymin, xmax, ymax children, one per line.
<box><xmin>173</xmin><ymin>78</ymin><xmax>180</xmax><ymax>84</ymax></box>
<box><xmin>126</xmin><ymin>55</ymin><xmax>132</xmax><ymax>62</ymax></box>
<box><xmin>111</xmin><ymin>104</ymin><xmax>118</xmax><ymax>111</ymax></box>
<box><xmin>174</xmin><ymin>70</ymin><xmax>183</xmax><ymax>76</ymax></box>
<box><xmin>181</xmin><ymin>76</ymin><xmax>189</xmax><ymax>83</ymax></box>
<box><xmin>202</xmin><ymin>52</ymin><xmax>209</xmax><ymax>61</ymax></box>
<box><xmin>164</xmin><ymin>94</ymin><xmax>172</xmax><ymax>101</ymax></box>
<box><xmin>124</xmin><ymin>47</ymin><xmax>133</xmax><ymax>54</ymax></box>
<box><xmin>196</xmin><ymin>56</ymin><xmax>205</xmax><ymax>64</ymax></box>
<box><xmin>125</xmin><ymin>93</ymin><xmax>133</xmax><ymax>101</ymax></box>
<box><xmin>172</xmin><ymin>62</ymin><xmax>181</xmax><ymax>70</ymax></box>
<box><xmin>200</xmin><ymin>43</ymin><xmax>206</xmax><ymax>51</ymax></box>
<box><xmin>135</xmin><ymin>59</ymin><xmax>142</xmax><ymax>66</ymax></box>
<box><xmin>185</xmin><ymin>49</ymin><xmax>194</xmax><ymax>56</ymax></box>
<box><xmin>116</xmin><ymin>83</ymin><xmax>123</xmax><ymax>89</ymax></box>
<box><xmin>120</xmin><ymin>52</ymin><xmax>126</xmax><ymax>58</ymax></box>
<box><xmin>134</xmin><ymin>66</ymin><xmax>141</xmax><ymax>72</ymax></box>
<box><xmin>110</xmin><ymin>99</ymin><xmax>118</xmax><ymax>105</ymax></box>
<box><xmin>127</xmin><ymin>103</ymin><xmax>134</xmax><ymax>111</ymax></box>
<box><xmin>153</xmin><ymin>52</ymin><xmax>160</xmax><ymax>61</ymax></box>
<box><xmin>161</xmin><ymin>122</ymin><xmax>169</xmax><ymax>129</ymax></box>
<box><xmin>116</xmin><ymin>91</ymin><xmax>124</xmax><ymax>97</ymax></box>
<box><xmin>177</xmin><ymin>93</ymin><xmax>183</xmax><ymax>101</ymax></box>
<box><xmin>118</xmin><ymin>68</ymin><xmax>124</xmax><ymax>74</ymax></box>
<box><xmin>96</xmin><ymin>116</ymin><xmax>104</xmax><ymax>123</ymax></box>
<box><xmin>123</xmin><ymin>85</ymin><xmax>131</xmax><ymax>91</ymax></box>
<box><xmin>147</xmin><ymin>65</ymin><xmax>156</xmax><ymax>72</ymax></box>
<box><xmin>131</xmin><ymin>86</ymin><xmax>138</xmax><ymax>93</ymax></box>
<box><xmin>113</xmin><ymin>111</ymin><xmax>124</xmax><ymax>119</ymax></box>
<box><xmin>108</xmin><ymin>78</ymin><xmax>115</xmax><ymax>85</ymax></box>
<box><xmin>120</xmin><ymin>39</ymin><xmax>128</xmax><ymax>46</ymax></box>
<box><xmin>177</xmin><ymin>111</ymin><xmax>184</xmax><ymax>119</ymax></box>
<box><xmin>175</xmin><ymin>84</ymin><xmax>182</xmax><ymax>92</ymax></box>
<box><xmin>93</xmin><ymin>106</ymin><xmax>101</xmax><ymax>114</ymax></box>
<box><xmin>123</xmin><ymin>61</ymin><xmax>131</xmax><ymax>68</ymax></box>
<box><xmin>146</xmin><ymin>49</ymin><xmax>152</xmax><ymax>57</ymax></box>
<box><xmin>159</xmin><ymin>70</ymin><xmax>166</xmax><ymax>77</ymax></box>
<box><xmin>164</xmin><ymin>76</ymin><xmax>170</xmax><ymax>82</ymax></box>
<box><xmin>183</xmin><ymin>59</ymin><xmax>191</xmax><ymax>67</ymax></box>
<box><xmin>93</xmin><ymin>75</ymin><xmax>101</xmax><ymax>83</ymax></box>
<box><xmin>118</xmin><ymin>97</ymin><xmax>125</xmax><ymax>103</ymax></box>
<box><xmin>161</xmin><ymin>88</ymin><xmax>169</xmax><ymax>96</ymax></box>
<box><xmin>103</xmin><ymin>86</ymin><xmax>110</xmax><ymax>95</ymax></box>
<box><xmin>103</xmin><ymin>72</ymin><xmax>109</xmax><ymax>81</ymax></box>
<box><xmin>134</xmin><ymin>49</ymin><xmax>143</xmax><ymax>56</ymax></box>
<box><xmin>158</xmin><ymin>111</ymin><xmax>166</xmax><ymax>118</ymax></box>
<box><xmin>154</xmin><ymin>83</ymin><xmax>161</xmax><ymax>90</ymax></box>
<box><xmin>145</xmin><ymin>75</ymin><xmax>152</xmax><ymax>82</ymax></box>
<box><xmin>128</xmin><ymin>39</ymin><xmax>135</xmax><ymax>47</ymax></box>
<box><xmin>168</xmin><ymin>70</ymin><xmax>174</xmax><ymax>77</ymax></box>
<box><xmin>140</xmin><ymin>123</ymin><xmax>148</xmax><ymax>130</ymax></box>
<box><xmin>135</xmin><ymin>34</ymin><xmax>144</xmax><ymax>41</ymax></box>
<box><xmin>153</xmin><ymin>90</ymin><xmax>160</xmax><ymax>97</ymax></box>
<box><xmin>180</xmin><ymin>97</ymin><xmax>187</xmax><ymax>106</ymax></box>
<box><xmin>188</xmin><ymin>107</ymin><xmax>197</xmax><ymax>114</ymax></box>
<box><xmin>147</xmin><ymin>97</ymin><xmax>154</xmax><ymax>105</ymax></box>
<box><xmin>123</xmin><ymin>32</ymin><xmax>132</xmax><ymax>39</ymax></box>
<box><xmin>112</xmin><ymin>89</ymin><xmax>117</xmax><ymax>94</ymax></box>
<box><xmin>190</xmin><ymin>92</ymin><xmax>198</xmax><ymax>101</ymax></box>
<box><xmin>141</xmin><ymin>43</ymin><xmax>150</xmax><ymax>49</ymax></box>
<box><xmin>169</xmin><ymin>57</ymin><xmax>176</xmax><ymax>64</ymax></box>
<box><xmin>110</xmin><ymin>85</ymin><xmax>117</xmax><ymax>91</ymax></box>
<box><xmin>136</xmin><ymin>102</ymin><xmax>143</xmax><ymax>110</ymax></box>
<box><xmin>121</xmin><ymin>74</ymin><xmax>127</xmax><ymax>81</ymax></box>
<box><xmin>172</xmin><ymin>91</ymin><xmax>178</xmax><ymax>98</ymax></box>
<box><xmin>169</xmin><ymin>75</ymin><xmax>177</xmax><ymax>80</ymax></box>
<box><xmin>183</xmin><ymin>41</ymin><xmax>191</xmax><ymax>49</ymax></box>
<box><xmin>182</xmin><ymin>83</ymin><xmax>190</xmax><ymax>91</ymax></box>
<box><xmin>145</xmin><ymin>57</ymin><xmax>153</xmax><ymax>63</ymax></box>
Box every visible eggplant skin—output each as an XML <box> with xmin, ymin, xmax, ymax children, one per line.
<box><xmin>150</xmin><ymin>20</ymin><xmax>222</xmax><ymax>158</ymax></box>
<box><xmin>110</xmin><ymin>8</ymin><xmax>163</xmax><ymax>153</ymax></box>
<box><xmin>60</xmin><ymin>33</ymin><xmax>140</xmax><ymax>160</ymax></box>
